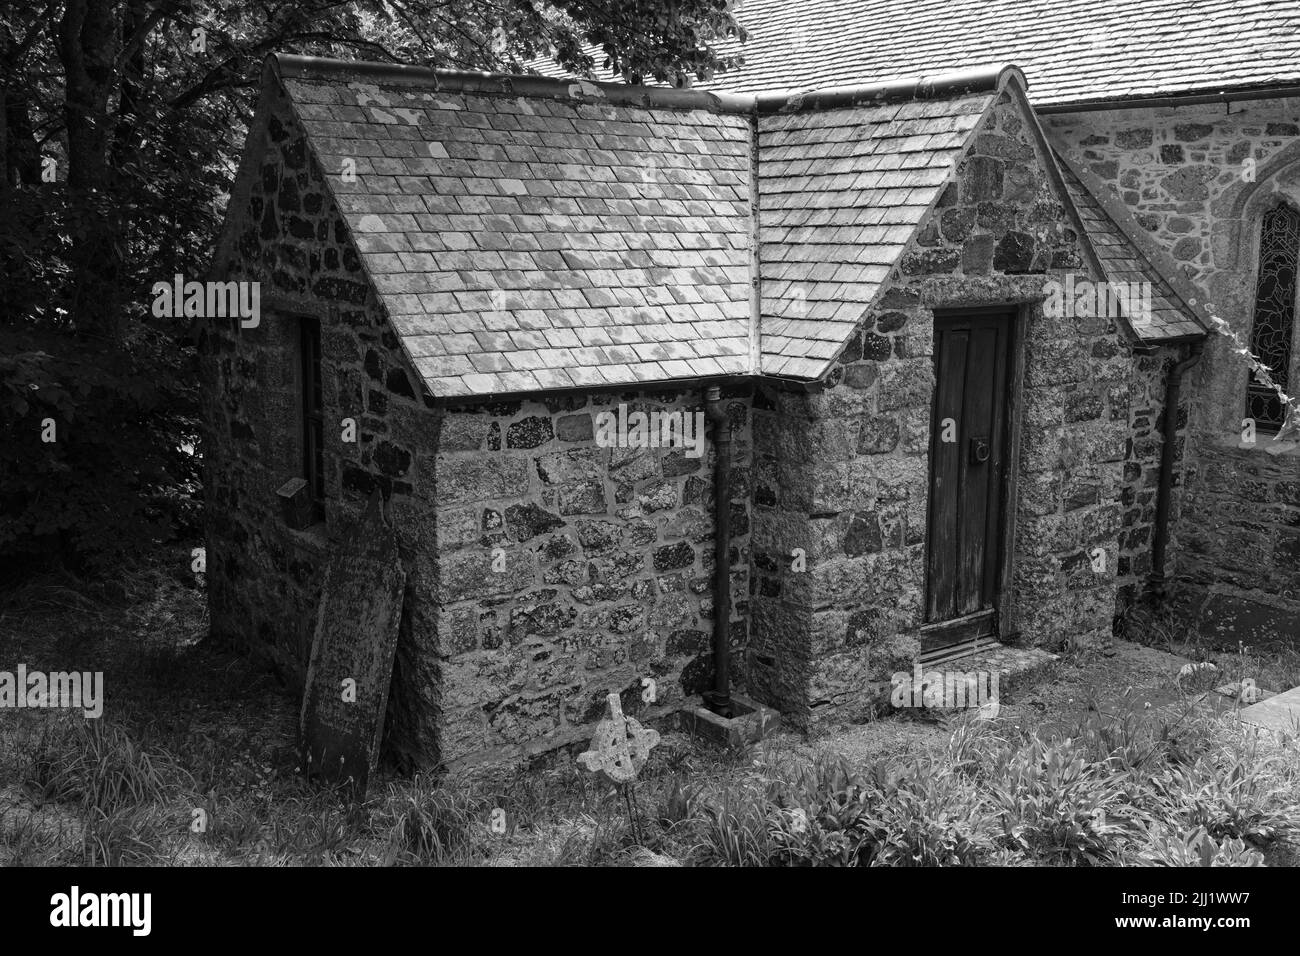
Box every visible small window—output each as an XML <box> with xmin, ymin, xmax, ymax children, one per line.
<box><xmin>300</xmin><ymin>317</ymin><xmax>325</xmax><ymax>521</ymax></box>
<box><xmin>1245</xmin><ymin>203</ymin><xmax>1299</xmax><ymax>433</ymax></box>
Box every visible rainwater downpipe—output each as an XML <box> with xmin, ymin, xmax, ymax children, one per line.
<box><xmin>1148</xmin><ymin>340</ymin><xmax>1204</xmax><ymax>600</ymax></box>
<box><xmin>703</xmin><ymin>385</ymin><xmax>734</xmax><ymax>717</ymax></box>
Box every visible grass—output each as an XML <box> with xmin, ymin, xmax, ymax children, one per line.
<box><xmin>2</xmin><ymin>554</ymin><xmax>1299</xmax><ymax>866</ymax></box>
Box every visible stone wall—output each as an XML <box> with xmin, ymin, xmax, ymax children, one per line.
<box><xmin>1044</xmin><ymin>102</ymin><xmax>1300</xmax><ymax>289</ymax></box>
<box><xmin>749</xmin><ymin>91</ymin><xmax>1130</xmax><ymax>728</ymax></box>
<box><xmin>1046</xmin><ymin>100</ymin><xmax>1300</xmax><ymax>632</ymax></box>
<box><xmin>1181</xmin><ymin>441</ymin><xmax>1300</xmax><ymax>602</ymax></box>
<box><xmin>1113</xmin><ymin>345</ymin><xmax>1192</xmax><ymax>612</ymax></box>
<box><xmin>748</xmin><ymin>350</ymin><xmax>930</xmax><ymax>727</ymax></box>
<box><xmin>427</xmin><ymin>388</ymin><xmax>752</xmax><ymax>767</ymax></box>
<box><xmin>201</xmin><ymin>77</ymin><xmax>434</xmax><ymax>703</ymax></box>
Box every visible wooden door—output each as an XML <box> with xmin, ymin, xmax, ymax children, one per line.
<box><xmin>923</xmin><ymin>310</ymin><xmax>1014</xmax><ymax>652</ymax></box>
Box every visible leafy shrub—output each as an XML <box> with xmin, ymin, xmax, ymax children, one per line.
<box><xmin>1152</xmin><ymin>756</ymin><xmax>1300</xmax><ymax>848</ymax></box>
<box><xmin>987</xmin><ymin>736</ymin><xmax>1138</xmax><ymax>864</ymax></box>
<box><xmin>861</xmin><ymin>762</ymin><xmax>996</xmax><ymax>866</ymax></box>
<box><xmin>1137</xmin><ymin>827</ymin><xmax>1266</xmax><ymax>867</ymax></box>
<box><xmin>691</xmin><ymin>750</ymin><xmax>995</xmax><ymax>867</ymax></box>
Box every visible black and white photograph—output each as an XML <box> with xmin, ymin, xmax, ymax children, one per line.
<box><xmin>1</xmin><ymin>0</ymin><xmax>1298</xmax><ymax>929</ymax></box>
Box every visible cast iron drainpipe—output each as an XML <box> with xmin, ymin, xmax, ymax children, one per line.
<box><xmin>703</xmin><ymin>386</ymin><xmax>734</xmax><ymax>717</ymax></box>
<box><xmin>1148</xmin><ymin>340</ymin><xmax>1205</xmax><ymax>601</ymax></box>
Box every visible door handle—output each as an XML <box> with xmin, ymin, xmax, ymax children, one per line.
<box><xmin>970</xmin><ymin>436</ymin><xmax>990</xmax><ymax>464</ymax></box>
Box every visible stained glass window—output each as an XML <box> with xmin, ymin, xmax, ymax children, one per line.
<box><xmin>1246</xmin><ymin>203</ymin><xmax>1299</xmax><ymax>433</ymax></box>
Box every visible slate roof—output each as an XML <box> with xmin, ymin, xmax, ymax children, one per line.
<box><xmin>245</xmin><ymin>56</ymin><xmax>1202</xmax><ymax>399</ymax></box>
<box><xmin>534</xmin><ymin>0</ymin><xmax>1300</xmax><ymax>108</ymax></box>
<box><xmin>1060</xmin><ymin>161</ymin><xmax>1207</xmax><ymax>341</ymax></box>
<box><xmin>277</xmin><ymin>68</ymin><xmax>755</xmax><ymax>397</ymax></box>
<box><xmin>759</xmin><ymin>92</ymin><xmax>994</xmax><ymax>376</ymax></box>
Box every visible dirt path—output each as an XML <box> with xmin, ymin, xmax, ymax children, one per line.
<box><xmin>777</xmin><ymin>641</ymin><xmax>1201</xmax><ymax>771</ymax></box>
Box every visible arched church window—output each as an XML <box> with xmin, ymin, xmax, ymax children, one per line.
<box><xmin>1245</xmin><ymin>203</ymin><xmax>1300</xmax><ymax>432</ymax></box>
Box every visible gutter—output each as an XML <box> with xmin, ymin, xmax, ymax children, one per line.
<box><xmin>1037</xmin><ymin>80</ymin><xmax>1300</xmax><ymax>114</ymax></box>
<box><xmin>703</xmin><ymin>385</ymin><xmax>734</xmax><ymax>717</ymax></box>
<box><xmin>419</xmin><ymin>372</ymin><xmax>820</xmax><ymax>407</ymax></box>
<box><xmin>1147</xmin><ymin>340</ymin><xmax>1205</xmax><ymax>600</ymax></box>
<box><xmin>422</xmin><ymin>373</ymin><xmax>750</xmax><ymax>407</ymax></box>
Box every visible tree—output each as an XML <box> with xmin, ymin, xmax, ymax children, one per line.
<box><xmin>0</xmin><ymin>0</ymin><xmax>747</xmax><ymax>574</ymax></box>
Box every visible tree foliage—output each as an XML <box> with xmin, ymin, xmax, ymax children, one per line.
<box><xmin>0</xmin><ymin>0</ymin><xmax>745</xmax><ymax>575</ymax></box>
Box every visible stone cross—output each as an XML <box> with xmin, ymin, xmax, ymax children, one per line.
<box><xmin>577</xmin><ymin>692</ymin><xmax>660</xmax><ymax>786</ymax></box>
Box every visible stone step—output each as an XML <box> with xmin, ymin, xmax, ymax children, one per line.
<box><xmin>954</xmin><ymin>645</ymin><xmax>1059</xmax><ymax>703</ymax></box>
<box><xmin>895</xmin><ymin>644</ymin><xmax>1058</xmax><ymax>711</ymax></box>
<box><xmin>1212</xmin><ymin>681</ymin><xmax>1277</xmax><ymax>704</ymax></box>
<box><xmin>1237</xmin><ymin>685</ymin><xmax>1300</xmax><ymax>734</ymax></box>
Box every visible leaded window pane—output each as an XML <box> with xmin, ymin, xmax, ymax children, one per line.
<box><xmin>1246</xmin><ymin>204</ymin><xmax>1300</xmax><ymax>432</ymax></box>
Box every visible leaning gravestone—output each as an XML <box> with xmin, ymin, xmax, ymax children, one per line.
<box><xmin>300</xmin><ymin>490</ymin><xmax>406</xmax><ymax>795</ymax></box>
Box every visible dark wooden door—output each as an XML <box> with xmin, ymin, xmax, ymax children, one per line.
<box><xmin>923</xmin><ymin>310</ymin><xmax>1014</xmax><ymax>652</ymax></box>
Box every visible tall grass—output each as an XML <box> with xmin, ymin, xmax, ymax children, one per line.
<box><xmin>4</xmin><ymin>560</ymin><xmax>1298</xmax><ymax>868</ymax></box>
<box><xmin>21</xmin><ymin>718</ymin><xmax>191</xmax><ymax>814</ymax></box>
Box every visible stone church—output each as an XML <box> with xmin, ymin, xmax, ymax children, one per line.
<box><xmin>201</xmin><ymin>0</ymin><xmax>1300</xmax><ymax>769</ymax></box>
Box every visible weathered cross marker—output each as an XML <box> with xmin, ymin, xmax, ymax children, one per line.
<box><xmin>577</xmin><ymin>692</ymin><xmax>660</xmax><ymax>842</ymax></box>
<box><xmin>577</xmin><ymin>692</ymin><xmax>660</xmax><ymax>785</ymax></box>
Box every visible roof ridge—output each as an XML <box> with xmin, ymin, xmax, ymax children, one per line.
<box><xmin>270</xmin><ymin>53</ymin><xmax>1023</xmax><ymax>117</ymax></box>
<box><xmin>270</xmin><ymin>53</ymin><xmax>755</xmax><ymax>115</ymax></box>
<box><xmin>754</xmin><ymin>64</ymin><xmax>1024</xmax><ymax>113</ymax></box>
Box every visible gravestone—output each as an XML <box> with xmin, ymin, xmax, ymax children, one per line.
<box><xmin>300</xmin><ymin>491</ymin><xmax>406</xmax><ymax>795</ymax></box>
<box><xmin>577</xmin><ymin>693</ymin><xmax>660</xmax><ymax>786</ymax></box>
<box><xmin>1238</xmin><ymin>685</ymin><xmax>1300</xmax><ymax>734</ymax></box>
